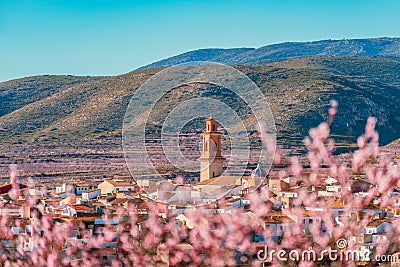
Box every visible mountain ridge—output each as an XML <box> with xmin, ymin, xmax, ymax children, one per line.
<box><xmin>1</xmin><ymin>56</ymin><xmax>399</xmax><ymax>151</ymax></box>
<box><xmin>137</xmin><ymin>37</ymin><xmax>400</xmax><ymax>70</ymax></box>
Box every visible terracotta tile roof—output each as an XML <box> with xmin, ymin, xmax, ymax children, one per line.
<box><xmin>45</xmin><ymin>197</ymin><xmax>63</xmax><ymax>202</ymax></box>
<box><xmin>0</xmin><ymin>183</ymin><xmax>27</xmax><ymax>194</ymax></box>
<box><xmin>104</xmin><ymin>179</ymin><xmax>134</xmax><ymax>187</ymax></box>
<box><xmin>69</xmin><ymin>216</ymin><xmax>100</xmax><ymax>222</ymax></box>
<box><xmin>367</xmin><ymin>218</ymin><xmax>395</xmax><ymax>227</ymax></box>
<box><xmin>286</xmin><ymin>185</ymin><xmax>306</xmax><ymax>193</ymax></box>
<box><xmin>85</xmin><ymin>189</ymin><xmax>101</xmax><ymax>193</ymax></box>
<box><xmin>109</xmin><ymin>198</ymin><xmax>130</xmax><ymax>205</ymax></box>
<box><xmin>196</xmin><ymin>176</ymin><xmax>247</xmax><ymax>186</ymax></box>
<box><xmin>260</xmin><ymin>211</ymin><xmax>294</xmax><ymax>224</ymax></box>
<box><xmin>71</xmin><ymin>205</ymin><xmax>94</xmax><ymax>211</ymax></box>
<box><xmin>75</xmin><ymin>183</ymin><xmax>89</xmax><ymax>187</ymax></box>
<box><xmin>303</xmin><ymin>210</ymin><xmax>323</xmax><ymax>217</ymax></box>
<box><xmin>331</xmin><ymin>198</ymin><xmax>346</xmax><ymax>209</ymax></box>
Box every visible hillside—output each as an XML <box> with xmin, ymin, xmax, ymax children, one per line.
<box><xmin>0</xmin><ymin>75</ymin><xmax>99</xmax><ymax>118</ymax></box>
<box><xmin>1</xmin><ymin>55</ymin><xmax>400</xmax><ymax>182</ymax></box>
<box><xmin>0</xmin><ymin>57</ymin><xmax>399</xmax><ymax>149</ymax></box>
<box><xmin>139</xmin><ymin>38</ymin><xmax>400</xmax><ymax>69</ymax></box>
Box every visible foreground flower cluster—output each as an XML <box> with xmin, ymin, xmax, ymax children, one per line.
<box><xmin>0</xmin><ymin>103</ymin><xmax>399</xmax><ymax>267</ymax></box>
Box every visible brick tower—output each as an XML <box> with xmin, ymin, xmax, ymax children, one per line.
<box><xmin>198</xmin><ymin>116</ymin><xmax>225</xmax><ymax>181</ymax></box>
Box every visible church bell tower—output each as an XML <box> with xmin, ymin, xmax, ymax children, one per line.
<box><xmin>198</xmin><ymin>116</ymin><xmax>225</xmax><ymax>182</ymax></box>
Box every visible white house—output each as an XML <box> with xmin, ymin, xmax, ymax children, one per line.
<box><xmin>82</xmin><ymin>189</ymin><xmax>101</xmax><ymax>200</ymax></box>
<box><xmin>75</xmin><ymin>183</ymin><xmax>89</xmax><ymax>195</ymax></box>
<box><xmin>56</xmin><ymin>182</ymin><xmax>89</xmax><ymax>195</ymax></box>
<box><xmin>365</xmin><ymin>218</ymin><xmax>393</xmax><ymax>234</ymax></box>
<box><xmin>98</xmin><ymin>179</ymin><xmax>136</xmax><ymax>195</ymax></box>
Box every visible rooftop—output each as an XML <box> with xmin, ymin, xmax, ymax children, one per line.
<box><xmin>103</xmin><ymin>179</ymin><xmax>135</xmax><ymax>187</ymax></box>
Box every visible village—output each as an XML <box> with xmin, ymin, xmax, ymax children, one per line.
<box><xmin>0</xmin><ymin>117</ymin><xmax>399</xmax><ymax>266</ymax></box>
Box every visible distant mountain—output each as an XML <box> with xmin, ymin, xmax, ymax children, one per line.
<box><xmin>1</xmin><ymin>56</ymin><xmax>399</xmax><ymax>151</ymax></box>
<box><xmin>138</xmin><ymin>38</ymin><xmax>400</xmax><ymax>69</ymax></box>
<box><xmin>137</xmin><ymin>48</ymin><xmax>255</xmax><ymax>70</ymax></box>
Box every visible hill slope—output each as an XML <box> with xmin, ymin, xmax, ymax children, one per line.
<box><xmin>1</xmin><ymin>57</ymin><xmax>399</xmax><ymax>150</ymax></box>
<box><xmin>0</xmin><ymin>75</ymin><xmax>99</xmax><ymax>118</ymax></box>
<box><xmin>138</xmin><ymin>38</ymin><xmax>400</xmax><ymax>69</ymax></box>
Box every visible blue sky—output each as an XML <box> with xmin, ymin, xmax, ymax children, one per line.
<box><xmin>1</xmin><ymin>0</ymin><xmax>399</xmax><ymax>82</ymax></box>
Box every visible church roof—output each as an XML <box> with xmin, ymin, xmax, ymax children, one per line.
<box><xmin>196</xmin><ymin>176</ymin><xmax>251</xmax><ymax>186</ymax></box>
